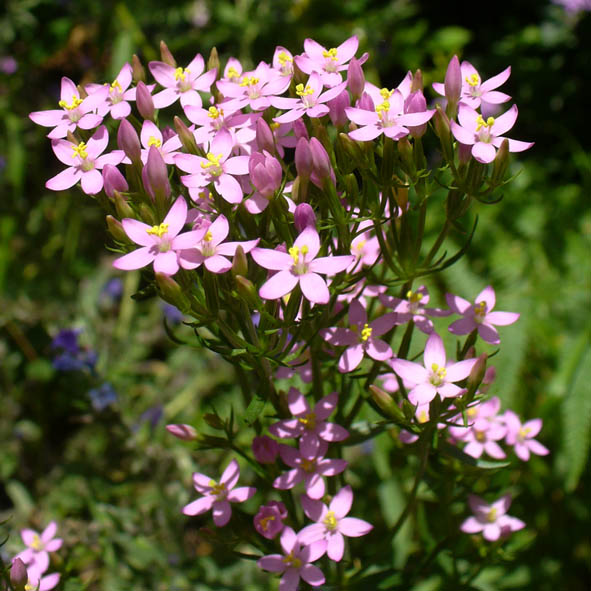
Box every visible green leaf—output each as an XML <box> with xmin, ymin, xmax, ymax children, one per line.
<box><xmin>243</xmin><ymin>395</ymin><xmax>266</xmax><ymax>426</ymax></box>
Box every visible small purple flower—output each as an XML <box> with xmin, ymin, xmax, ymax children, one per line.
<box><xmin>88</xmin><ymin>382</ymin><xmax>118</xmax><ymax>411</ymax></box>
<box><xmin>16</xmin><ymin>522</ymin><xmax>62</xmax><ymax>576</ymax></box>
<box><xmin>183</xmin><ymin>459</ymin><xmax>256</xmax><ymax>527</ymax></box>
<box><xmin>252</xmin><ymin>435</ymin><xmax>280</xmax><ymax>464</ymax></box>
<box><xmin>461</xmin><ymin>417</ymin><xmax>507</xmax><ymax>460</ymax></box>
<box><xmin>461</xmin><ymin>494</ymin><xmax>525</xmax><ymax>541</ymax></box>
<box><xmin>86</xmin><ymin>63</ymin><xmax>138</xmax><ymax>119</ymax></box>
<box><xmin>504</xmin><ymin>411</ymin><xmax>549</xmax><ymax>461</ymax></box>
<box><xmin>254</xmin><ymin>501</ymin><xmax>288</xmax><ymax>539</ymax></box>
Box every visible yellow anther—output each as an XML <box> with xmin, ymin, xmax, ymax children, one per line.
<box><xmin>476</xmin><ymin>115</ymin><xmax>495</xmax><ymax>132</ymax></box>
<box><xmin>301</xmin><ymin>458</ymin><xmax>315</xmax><ymax>472</ymax></box>
<box><xmin>360</xmin><ymin>323</ymin><xmax>373</xmax><ymax>342</ymax></box>
<box><xmin>467</xmin><ymin>407</ymin><xmax>478</xmax><ymax>418</ymax></box>
<box><xmin>31</xmin><ymin>533</ymin><xmax>43</xmax><ymax>551</ymax></box>
<box><xmin>200</xmin><ymin>152</ymin><xmax>224</xmax><ymax>174</ymax></box>
<box><xmin>147</xmin><ymin>136</ymin><xmax>162</xmax><ymax>148</ymax></box>
<box><xmin>466</xmin><ymin>73</ymin><xmax>480</xmax><ymax>87</ymax></box>
<box><xmin>71</xmin><ymin>141</ymin><xmax>88</xmax><ymax>159</ymax></box>
<box><xmin>323</xmin><ymin>510</ymin><xmax>338</xmax><ymax>530</ymax></box>
<box><xmin>375</xmin><ymin>101</ymin><xmax>390</xmax><ymax>117</ymax></box>
<box><xmin>418</xmin><ymin>410</ymin><xmax>429</xmax><ymax>424</ymax></box>
<box><xmin>208</xmin><ymin>106</ymin><xmax>224</xmax><ymax>119</ymax></box>
<box><xmin>380</xmin><ymin>88</ymin><xmax>394</xmax><ymax>99</ymax></box>
<box><xmin>174</xmin><ymin>67</ymin><xmax>190</xmax><ymax>81</ymax></box>
<box><xmin>301</xmin><ymin>245</ymin><xmax>309</xmax><ymax>255</ymax></box>
<box><xmin>295</xmin><ymin>83</ymin><xmax>314</xmax><ymax>97</ymax></box>
<box><xmin>474</xmin><ymin>301</ymin><xmax>487</xmax><ymax>320</ymax></box>
<box><xmin>289</xmin><ymin>245</ymin><xmax>300</xmax><ymax>264</ymax></box>
<box><xmin>282</xmin><ymin>553</ymin><xmax>302</xmax><ymax>568</ymax></box>
<box><xmin>430</xmin><ymin>363</ymin><xmax>447</xmax><ymax>386</ymax></box>
<box><xmin>406</xmin><ymin>290</ymin><xmax>423</xmax><ymax>303</ymax></box>
<box><xmin>278</xmin><ymin>52</ymin><xmax>293</xmax><ymax>65</ymax></box>
<box><xmin>25</xmin><ymin>584</ymin><xmax>36</xmax><ymax>591</ymax></box>
<box><xmin>239</xmin><ymin>76</ymin><xmax>259</xmax><ymax>87</ymax></box>
<box><xmin>259</xmin><ymin>515</ymin><xmax>276</xmax><ymax>530</ymax></box>
<box><xmin>519</xmin><ymin>427</ymin><xmax>531</xmax><ymax>439</ymax></box>
<box><xmin>298</xmin><ymin>412</ymin><xmax>317</xmax><ymax>430</ymax></box>
<box><xmin>227</xmin><ymin>66</ymin><xmax>240</xmax><ymax>80</ymax></box>
<box><xmin>59</xmin><ymin>95</ymin><xmax>83</xmax><ymax>110</ymax></box>
<box><xmin>487</xmin><ymin>507</ymin><xmax>498</xmax><ymax>522</ymax></box>
<box><xmin>209</xmin><ymin>480</ymin><xmax>226</xmax><ymax>497</ymax></box>
<box><xmin>355</xmin><ymin>240</ymin><xmax>366</xmax><ymax>252</ymax></box>
<box><xmin>204</xmin><ymin>230</ymin><xmax>213</xmax><ymax>242</ymax></box>
<box><xmin>147</xmin><ymin>223</ymin><xmax>169</xmax><ymax>238</ymax></box>
<box><xmin>270</xmin><ymin>121</ymin><xmax>280</xmax><ymax>130</ymax></box>
<box><xmin>110</xmin><ymin>79</ymin><xmax>122</xmax><ymax>92</ymax></box>
<box><xmin>475</xmin><ymin>430</ymin><xmax>486</xmax><ymax>442</ymax></box>
<box><xmin>322</xmin><ymin>48</ymin><xmax>338</xmax><ymax>61</ymax></box>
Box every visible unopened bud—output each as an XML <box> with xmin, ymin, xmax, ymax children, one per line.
<box><xmin>491</xmin><ymin>138</ymin><xmax>510</xmax><ymax>183</ymax></box>
<box><xmin>309</xmin><ymin>137</ymin><xmax>332</xmax><ymax>180</ymax></box>
<box><xmin>357</xmin><ymin>91</ymin><xmax>374</xmax><ymax>111</ymax></box>
<box><xmin>156</xmin><ymin>272</ymin><xmax>190</xmax><ymax>312</ymax></box>
<box><xmin>166</xmin><ymin>423</ymin><xmax>198</xmax><ymax>441</ymax></box>
<box><xmin>252</xmin><ymin>435</ymin><xmax>279</xmax><ymax>463</ymax></box>
<box><xmin>106</xmin><ymin>215</ymin><xmax>128</xmax><ymax>242</ymax></box>
<box><xmin>256</xmin><ymin>117</ymin><xmax>275</xmax><ymax>154</ymax></box>
<box><xmin>404</xmin><ymin>91</ymin><xmax>429</xmax><ymax>138</ymax></box>
<box><xmin>444</xmin><ymin>55</ymin><xmax>461</xmax><ymax>114</ymax></box>
<box><xmin>292</xmin><ymin>118</ymin><xmax>309</xmax><ymax>141</ymax></box>
<box><xmin>160</xmin><ymin>40</ymin><xmax>176</xmax><ymax>67</ymax></box>
<box><xmin>294</xmin><ymin>203</ymin><xmax>316</xmax><ymax>232</ymax></box>
<box><xmin>402</xmin><ymin>399</ymin><xmax>417</xmax><ymax>422</ymax></box>
<box><xmin>112</xmin><ymin>190</ymin><xmax>134</xmax><ymax>218</ymax></box>
<box><xmin>347</xmin><ymin>57</ymin><xmax>365</xmax><ymax>102</ymax></box>
<box><xmin>143</xmin><ymin>146</ymin><xmax>170</xmax><ymax>200</ymax></box>
<box><xmin>370</xmin><ymin>385</ymin><xmax>405</xmax><ymax>422</ymax></box>
<box><xmin>398</xmin><ymin>136</ymin><xmax>415</xmax><ymax>174</ymax></box>
<box><xmin>117</xmin><ymin>118</ymin><xmax>141</xmax><ymax>164</ymax></box>
<box><xmin>207</xmin><ymin>47</ymin><xmax>220</xmax><ymax>74</ymax></box>
<box><xmin>458</xmin><ymin>142</ymin><xmax>472</xmax><ymax>165</ymax></box>
<box><xmin>136</xmin><ymin>81</ymin><xmax>155</xmax><ymax>121</ymax></box>
<box><xmin>103</xmin><ymin>164</ymin><xmax>129</xmax><ymax>198</ymax></box>
<box><xmin>10</xmin><ymin>558</ymin><xmax>27</xmax><ymax>591</ymax></box>
<box><xmin>131</xmin><ymin>54</ymin><xmax>146</xmax><ymax>83</ymax></box>
<box><xmin>295</xmin><ymin>137</ymin><xmax>312</xmax><ymax>179</ymax></box>
<box><xmin>174</xmin><ymin>116</ymin><xmax>199</xmax><ymax>154</ymax></box>
<box><xmin>433</xmin><ymin>105</ymin><xmax>453</xmax><ymax>163</ymax></box>
<box><xmin>327</xmin><ymin>89</ymin><xmax>350</xmax><ymax>127</ymax></box>
<box><xmin>467</xmin><ymin>353</ymin><xmax>488</xmax><ymax>396</ymax></box>
<box><xmin>232</xmin><ymin>245</ymin><xmax>248</xmax><ymax>277</ymax></box>
<box><xmin>138</xmin><ymin>203</ymin><xmax>156</xmax><ymax>226</ymax></box>
<box><xmin>411</xmin><ymin>69</ymin><xmax>423</xmax><ymax>92</ymax></box>
<box><xmin>235</xmin><ymin>275</ymin><xmax>259</xmax><ymax>308</ymax></box>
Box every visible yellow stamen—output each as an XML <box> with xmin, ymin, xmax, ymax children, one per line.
<box><xmin>487</xmin><ymin>507</ymin><xmax>498</xmax><ymax>522</ymax></box>
<box><xmin>174</xmin><ymin>67</ymin><xmax>190</xmax><ymax>81</ymax></box>
<box><xmin>360</xmin><ymin>323</ymin><xmax>372</xmax><ymax>342</ymax></box>
<box><xmin>204</xmin><ymin>230</ymin><xmax>213</xmax><ymax>242</ymax></box>
<box><xmin>146</xmin><ymin>223</ymin><xmax>169</xmax><ymax>238</ymax></box>
<box><xmin>59</xmin><ymin>95</ymin><xmax>83</xmax><ymax>110</ymax></box>
<box><xmin>239</xmin><ymin>76</ymin><xmax>259</xmax><ymax>87</ymax></box>
<box><xmin>322</xmin><ymin>48</ymin><xmax>338</xmax><ymax>61</ymax></box>
<box><xmin>323</xmin><ymin>510</ymin><xmax>338</xmax><ymax>530</ymax></box>
<box><xmin>475</xmin><ymin>430</ymin><xmax>486</xmax><ymax>442</ymax></box>
<box><xmin>200</xmin><ymin>152</ymin><xmax>224</xmax><ymax>175</ymax></box>
<box><xmin>259</xmin><ymin>515</ymin><xmax>276</xmax><ymax>531</ymax></box>
<box><xmin>355</xmin><ymin>240</ymin><xmax>366</xmax><ymax>252</ymax></box>
<box><xmin>110</xmin><ymin>79</ymin><xmax>122</xmax><ymax>92</ymax></box>
<box><xmin>147</xmin><ymin>136</ymin><xmax>162</xmax><ymax>148</ymax></box>
<box><xmin>278</xmin><ymin>52</ymin><xmax>293</xmax><ymax>65</ymax></box>
<box><xmin>519</xmin><ymin>427</ymin><xmax>531</xmax><ymax>439</ymax></box>
<box><xmin>270</xmin><ymin>121</ymin><xmax>280</xmax><ymax>130</ymax></box>
<box><xmin>209</xmin><ymin>479</ymin><xmax>226</xmax><ymax>497</ymax></box>
<box><xmin>380</xmin><ymin>88</ymin><xmax>394</xmax><ymax>99</ymax></box>
<box><xmin>289</xmin><ymin>246</ymin><xmax>300</xmax><ymax>264</ymax></box>
<box><xmin>226</xmin><ymin>66</ymin><xmax>240</xmax><ymax>80</ymax></box>
<box><xmin>298</xmin><ymin>412</ymin><xmax>317</xmax><ymax>430</ymax></box>
<box><xmin>375</xmin><ymin>101</ymin><xmax>390</xmax><ymax>119</ymax></box>
<box><xmin>430</xmin><ymin>363</ymin><xmax>447</xmax><ymax>386</ymax></box>
<box><xmin>208</xmin><ymin>106</ymin><xmax>223</xmax><ymax>119</ymax></box>
<box><xmin>295</xmin><ymin>83</ymin><xmax>314</xmax><ymax>97</ymax></box>
<box><xmin>301</xmin><ymin>458</ymin><xmax>315</xmax><ymax>472</ymax></box>
<box><xmin>467</xmin><ymin>407</ymin><xmax>478</xmax><ymax>418</ymax></box>
<box><xmin>475</xmin><ymin>115</ymin><xmax>495</xmax><ymax>132</ymax></box>
<box><xmin>31</xmin><ymin>533</ymin><xmax>43</xmax><ymax>551</ymax></box>
<box><xmin>418</xmin><ymin>410</ymin><xmax>429</xmax><ymax>424</ymax></box>
<box><xmin>282</xmin><ymin>552</ymin><xmax>302</xmax><ymax>568</ymax></box>
<box><xmin>466</xmin><ymin>73</ymin><xmax>480</xmax><ymax>87</ymax></box>
<box><xmin>406</xmin><ymin>290</ymin><xmax>423</xmax><ymax>303</ymax></box>
<box><xmin>71</xmin><ymin>141</ymin><xmax>88</xmax><ymax>159</ymax></box>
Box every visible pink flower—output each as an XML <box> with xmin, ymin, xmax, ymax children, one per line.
<box><xmin>251</xmin><ymin>226</ymin><xmax>354</xmax><ymax>305</ymax></box>
<box><xmin>178</xmin><ymin>214</ymin><xmax>259</xmax><ymax>273</ymax></box>
<box><xmin>298</xmin><ymin>485</ymin><xmax>373</xmax><ymax>561</ymax></box>
<box><xmin>272</xmin><ymin>46</ymin><xmax>295</xmax><ymax>78</ymax></box>
<box><xmin>25</xmin><ymin>567</ymin><xmax>60</xmax><ymax>591</ymax></box>
<box><xmin>273</xmin><ymin>440</ymin><xmax>348</xmax><ymax>499</ymax></box>
<box><xmin>320</xmin><ymin>300</ymin><xmax>398</xmax><ymax>373</ymax></box>
<box><xmin>149</xmin><ymin>53</ymin><xmax>217</xmax><ymax>108</ymax></box>
<box><xmin>175</xmin><ymin>129</ymin><xmax>250</xmax><ymax>204</ymax></box>
<box><xmin>257</xmin><ymin>527</ymin><xmax>325</xmax><ymax>591</ymax></box>
<box><xmin>269</xmin><ymin>389</ymin><xmax>349</xmax><ymax>459</ymax></box>
<box><xmin>46</xmin><ymin>126</ymin><xmax>124</xmax><ymax>194</ymax></box>
<box><xmin>254</xmin><ymin>501</ymin><xmax>288</xmax><ymax>539</ymax></box>
<box><xmin>244</xmin><ymin>150</ymin><xmax>283</xmax><ymax>214</ymax></box>
<box><xmin>446</xmin><ymin>286</ymin><xmax>520</xmax><ymax>345</ymax></box>
<box><xmin>504</xmin><ymin>411</ymin><xmax>549</xmax><ymax>461</ymax></box>
<box><xmin>461</xmin><ymin>494</ymin><xmax>525</xmax><ymax>541</ymax></box>
<box><xmin>15</xmin><ymin>522</ymin><xmax>62</xmax><ymax>575</ymax></box>
<box><xmin>183</xmin><ymin>459</ymin><xmax>256</xmax><ymax>527</ymax></box>
<box><xmin>347</xmin><ymin>220</ymin><xmax>380</xmax><ymax>272</ymax></box>
<box><xmin>380</xmin><ymin>285</ymin><xmax>450</xmax><ymax>334</ymax></box>
<box><xmin>29</xmin><ymin>76</ymin><xmax>106</xmax><ymax>139</ymax></box>
<box><xmin>390</xmin><ymin>332</ymin><xmax>477</xmax><ymax>405</ymax></box>
<box><xmin>252</xmin><ymin>435</ymin><xmax>280</xmax><ymax>464</ymax></box>
<box><xmin>113</xmin><ymin>196</ymin><xmax>205</xmax><ymax>275</ymax></box>
<box><xmin>460</xmin><ymin>417</ymin><xmax>507</xmax><ymax>460</ymax></box>
<box><xmin>86</xmin><ymin>62</ymin><xmax>137</xmax><ymax>119</ymax></box>
<box><xmin>139</xmin><ymin>120</ymin><xmax>182</xmax><ymax>164</ymax></box>
<box><xmin>450</xmin><ymin>104</ymin><xmax>533</xmax><ymax>163</ymax></box>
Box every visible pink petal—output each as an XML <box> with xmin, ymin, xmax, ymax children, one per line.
<box><xmin>81</xmin><ymin>169</ymin><xmax>104</xmax><ymax>195</ymax></box>
<box><xmin>480</xmin><ymin>66</ymin><xmax>511</xmax><ymax>92</ymax></box>
<box><xmin>424</xmin><ymin>332</ymin><xmax>446</xmax><ymax>368</ymax></box>
<box><xmin>44</xmin><ymin>539</ymin><xmax>62</xmax><ymax>552</ymax></box>
<box><xmin>448</xmin><ymin>317</ymin><xmax>476</xmax><ymax>336</ymax></box>
<box><xmin>461</xmin><ymin>516</ymin><xmax>484</xmax><ymax>534</ymax></box>
<box><xmin>327</xmin><ymin>531</ymin><xmax>345</xmax><ymax>561</ymax></box>
<box><xmin>408</xmin><ymin>382</ymin><xmax>437</xmax><ymax>405</ymax></box>
<box><xmin>306</xmin><ymin>473</ymin><xmax>325</xmax><ymax>499</ymax></box>
<box><xmin>478</xmin><ymin>323</ymin><xmax>501</xmax><ymax>344</ymax></box>
<box><xmin>46</xmin><ymin>167</ymin><xmax>81</xmax><ymax>191</ymax></box>
<box><xmin>486</xmin><ymin>311</ymin><xmax>519</xmax><ymax>326</ymax></box>
<box><xmin>154</xmin><ymin>251</ymin><xmax>179</xmax><ymax>275</ymax></box>
<box><xmin>113</xmin><ymin>246</ymin><xmax>156</xmax><ymax>270</ymax></box>
<box><xmin>330</xmin><ymin>485</ymin><xmax>353</xmax><ymax>519</ymax></box>
<box><xmin>446</xmin><ymin>358</ymin><xmax>477</xmax><ymax>382</ymax></box>
<box><xmin>300</xmin><ymin>272</ymin><xmax>330</xmax><ymax>304</ymax></box>
<box><xmin>288</xmin><ymin>387</ymin><xmax>311</xmax><ymax>416</ymax></box>
<box><xmin>183</xmin><ymin>495</ymin><xmax>215</xmax><ymax>515</ymax></box>
<box><xmin>215</xmin><ymin>174</ymin><xmax>243</xmax><ymax>204</ymax></box>
<box><xmin>390</xmin><ymin>358</ymin><xmax>429</xmax><ymax>384</ymax></box>
<box><xmin>472</xmin><ymin>142</ymin><xmax>497</xmax><ymax>164</ymax></box>
<box><xmin>300</xmin><ymin>563</ymin><xmax>325</xmax><ymax>586</ymax></box>
<box><xmin>257</xmin><ymin>554</ymin><xmax>286</xmax><ymax>573</ymax></box>
<box><xmin>301</xmin><ymin>496</ymin><xmax>324</xmax><ymax>522</ymax></box>
<box><xmin>483</xmin><ymin>523</ymin><xmax>501</xmax><ymax>541</ymax></box>
<box><xmin>259</xmin><ymin>270</ymin><xmax>299</xmax><ymax>300</ymax></box>
<box><xmin>366</xmin><ymin>338</ymin><xmax>392</xmax><ymax>361</ymax></box>
<box><xmin>475</xmin><ymin>285</ymin><xmax>496</xmax><ymax>309</ymax></box>
<box><xmin>318</xmin><ymin>422</ymin><xmax>349</xmax><ymax>442</ymax></box>
<box><xmin>251</xmin><ymin>247</ymin><xmax>292</xmax><ymax>271</ymax></box>
<box><xmin>227</xmin><ymin>486</ymin><xmax>256</xmax><ymax>503</ymax></box>
<box><xmin>314</xmin><ymin>392</ymin><xmax>338</xmax><ymax>420</ymax></box>
<box><xmin>121</xmin><ymin>219</ymin><xmax>157</xmax><ymax>246</ymax></box>
<box><xmin>320</xmin><ymin>327</ymin><xmax>357</xmax><ymax>347</ymax></box>
<box><xmin>298</xmin><ymin>523</ymin><xmax>325</xmax><ymax>545</ymax></box>
<box><xmin>224</xmin><ymin>155</ymin><xmax>250</xmax><ymax>175</ymax></box>
<box><xmin>446</xmin><ymin>293</ymin><xmax>472</xmax><ymax>314</ymax></box>
<box><xmin>220</xmin><ymin>459</ymin><xmax>240</xmax><ymax>489</ymax></box>
<box><xmin>491</xmin><ymin>104</ymin><xmax>518</xmax><ymax>136</ymax></box>
<box><xmin>345</xmin><ymin>107</ymin><xmax>378</xmax><ymax>126</ymax></box>
<box><xmin>370</xmin><ymin>312</ymin><xmax>398</xmax><ymax>336</ymax></box>
<box><xmin>316</xmin><ymin>458</ymin><xmax>348</xmax><ymax>477</ymax></box>
<box><xmin>39</xmin><ymin>573</ymin><xmax>60</xmax><ymax>591</ymax></box>
<box><xmin>308</xmin><ymin>255</ymin><xmax>354</xmax><ymax>275</ymax></box>
<box><xmin>349</xmin><ymin>125</ymin><xmax>383</xmax><ymax>142</ymax></box>
<box><xmin>300</xmin><ymin>432</ymin><xmax>321</xmax><ymax>460</ymax></box>
<box><xmin>294</xmin><ymin>226</ymin><xmax>320</xmax><ymax>259</ymax></box>
<box><xmin>527</xmin><ymin>439</ymin><xmax>549</xmax><ymax>456</ymax></box>
<box><xmin>204</xmin><ymin>254</ymin><xmax>232</xmax><ymax>273</ymax></box>
<box><xmin>281</xmin><ymin>568</ymin><xmax>301</xmax><ymax>591</ymax></box>
<box><xmin>273</xmin><ymin>469</ymin><xmax>303</xmax><ymax>490</ymax></box>
<box><xmin>212</xmin><ymin>500</ymin><xmax>232</xmax><ymax>526</ymax></box>
<box><xmin>338</xmin><ymin>344</ymin><xmax>364</xmax><ymax>373</ymax></box>
<box><xmin>450</xmin><ymin>121</ymin><xmax>476</xmax><ymax>145</ymax></box>
<box><xmin>339</xmin><ymin>516</ymin><xmax>373</xmax><ymax>537</ymax></box>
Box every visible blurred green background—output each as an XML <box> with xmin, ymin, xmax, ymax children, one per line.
<box><xmin>0</xmin><ymin>1</ymin><xmax>589</xmax><ymax>589</ymax></box>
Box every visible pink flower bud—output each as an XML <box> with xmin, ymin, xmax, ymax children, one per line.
<box><xmin>143</xmin><ymin>145</ymin><xmax>170</xmax><ymax>199</ymax></box>
<box><xmin>294</xmin><ymin>203</ymin><xmax>316</xmax><ymax>232</ymax></box>
<box><xmin>458</xmin><ymin>141</ymin><xmax>472</xmax><ymax>164</ymax></box>
<box><xmin>252</xmin><ymin>435</ymin><xmax>279</xmax><ymax>463</ymax></box>
<box><xmin>347</xmin><ymin>57</ymin><xmax>365</xmax><ymax>102</ymax></box>
<box><xmin>166</xmin><ymin>423</ymin><xmax>198</xmax><ymax>441</ymax></box>
<box><xmin>102</xmin><ymin>164</ymin><xmax>129</xmax><ymax>198</ymax></box>
<box><xmin>327</xmin><ymin>89</ymin><xmax>350</xmax><ymax>127</ymax></box>
<box><xmin>293</xmin><ymin>118</ymin><xmax>309</xmax><ymax>141</ymax></box>
<box><xmin>117</xmin><ymin>118</ymin><xmax>141</xmax><ymax>163</ymax></box>
<box><xmin>356</xmin><ymin>91</ymin><xmax>374</xmax><ymax>111</ymax></box>
<box><xmin>249</xmin><ymin>151</ymin><xmax>282</xmax><ymax>197</ymax></box>
<box><xmin>255</xmin><ymin>118</ymin><xmax>275</xmax><ymax>154</ymax></box>
<box><xmin>136</xmin><ymin>81</ymin><xmax>155</xmax><ymax>121</ymax></box>
<box><xmin>295</xmin><ymin>137</ymin><xmax>313</xmax><ymax>179</ymax></box>
<box><xmin>10</xmin><ymin>558</ymin><xmax>27</xmax><ymax>590</ymax></box>
<box><xmin>253</xmin><ymin>501</ymin><xmax>288</xmax><ymax>539</ymax></box>
<box><xmin>444</xmin><ymin>55</ymin><xmax>461</xmax><ymax>105</ymax></box>
<box><xmin>309</xmin><ymin>137</ymin><xmax>332</xmax><ymax>180</ymax></box>
<box><xmin>404</xmin><ymin>90</ymin><xmax>428</xmax><ymax>138</ymax></box>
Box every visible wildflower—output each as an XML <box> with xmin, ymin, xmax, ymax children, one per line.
<box><xmin>460</xmin><ymin>417</ymin><xmax>507</xmax><ymax>459</ymax></box>
<box><xmin>86</xmin><ymin>62</ymin><xmax>138</xmax><ymax>119</ymax></box>
<box><xmin>252</xmin><ymin>435</ymin><xmax>280</xmax><ymax>464</ymax></box>
<box><xmin>257</xmin><ymin>527</ymin><xmax>325</xmax><ymax>591</ymax></box>
<box><xmin>183</xmin><ymin>459</ymin><xmax>256</xmax><ymax>527</ymax></box>
<box><xmin>460</xmin><ymin>494</ymin><xmax>525</xmax><ymax>541</ymax></box>
<box><xmin>16</xmin><ymin>522</ymin><xmax>62</xmax><ymax>576</ymax></box>
<box><xmin>504</xmin><ymin>411</ymin><xmax>549</xmax><ymax>461</ymax></box>
<box><xmin>251</xmin><ymin>226</ymin><xmax>354</xmax><ymax>305</ymax></box>
<box><xmin>23</xmin><ymin>567</ymin><xmax>60</xmax><ymax>591</ymax></box>
<box><xmin>254</xmin><ymin>501</ymin><xmax>288</xmax><ymax>539</ymax></box>
<box><xmin>446</xmin><ymin>285</ymin><xmax>520</xmax><ymax>344</ymax></box>
<box><xmin>298</xmin><ymin>485</ymin><xmax>373</xmax><ymax>561</ymax></box>
<box><xmin>88</xmin><ymin>382</ymin><xmax>118</xmax><ymax>411</ymax></box>
<box><xmin>166</xmin><ymin>424</ymin><xmax>198</xmax><ymax>441</ymax></box>
<box><xmin>139</xmin><ymin>120</ymin><xmax>182</xmax><ymax>164</ymax></box>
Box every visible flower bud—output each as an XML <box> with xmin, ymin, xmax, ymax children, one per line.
<box><xmin>160</xmin><ymin>40</ymin><xmax>176</xmax><ymax>67</ymax></box>
<box><xmin>491</xmin><ymin>138</ymin><xmax>510</xmax><ymax>183</ymax></box>
<box><xmin>173</xmin><ymin>116</ymin><xmax>198</xmax><ymax>154</ymax></box>
<box><xmin>103</xmin><ymin>164</ymin><xmax>129</xmax><ymax>198</ymax></box>
<box><xmin>327</xmin><ymin>89</ymin><xmax>350</xmax><ymax>127</ymax></box>
<box><xmin>466</xmin><ymin>353</ymin><xmax>488</xmax><ymax>397</ymax></box>
<box><xmin>235</xmin><ymin>275</ymin><xmax>259</xmax><ymax>308</ymax></box>
<box><xmin>138</xmin><ymin>203</ymin><xmax>156</xmax><ymax>225</ymax></box>
<box><xmin>292</xmin><ymin>118</ymin><xmax>309</xmax><ymax>141</ymax></box>
<box><xmin>458</xmin><ymin>142</ymin><xmax>472</xmax><ymax>165</ymax></box>
<box><xmin>249</xmin><ymin>151</ymin><xmax>282</xmax><ymax>197</ymax></box>
<box><xmin>207</xmin><ymin>46</ymin><xmax>220</xmax><ymax>74</ymax></box>
<box><xmin>136</xmin><ymin>81</ymin><xmax>155</xmax><ymax>121</ymax></box>
<box><xmin>295</xmin><ymin>137</ymin><xmax>312</xmax><ymax>179</ymax></box>
<box><xmin>397</xmin><ymin>136</ymin><xmax>415</xmax><ymax>175</ymax></box>
<box><xmin>232</xmin><ymin>245</ymin><xmax>248</xmax><ymax>277</ymax></box>
<box><xmin>156</xmin><ymin>272</ymin><xmax>190</xmax><ymax>312</ymax></box>
<box><xmin>117</xmin><ymin>118</ymin><xmax>141</xmax><ymax>164</ymax></box>
<box><xmin>444</xmin><ymin>55</ymin><xmax>461</xmax><ymax>110</ymax></box>
<box><xmin>106</xmin><ymin>215</ymin><xmax>128</xmax><ymax>243</ymax></box>
<box><xmin>294</xmin><ymin>203</ymin><xmax>316</xmax><ymax>232</ymax></box>
<box><xmin>404</xmin><ymin>91</ymin><xmax>428</xmax><ymax>138</ymax></box>
<box><xmin>131</xmin><ymin>54</ymin><xmax>146</xmax><ymax>83</ymax></box>
<box><xmin>370</xmin><ymin>385</ymin><xmax>406</xmax><ymax>422</ymax></box>
<box><xmin>166</xmin><ymin>423</ymin><xmax>198</xmax><ymax>441</ymax></box>
<box><xmin>411</xmin><ymin>69</ymin><xmax>423</xmax><ymax>92</ymax></box>
<box><xmin>347</xmin><ymin>57</ymin><xmax>365</xmax><ymax>102</ymax></box>
<box><xmin>10</xmin><ymin>558</ymin><xmax>27</xmax><ymax>591</ymax></box>
<box><xmin>402</xmin><ymin>399</ymin><xmax>416</xmax><ymax>422</ymax></box>
<box><xmin>143</xmin><ymin>146</ymin><xmax>170</xmax><ymax>200</ymax></box>
<box><xmin>112</xmin><ymin>190</ymin><xmax>134</xmax><ymax>219</ymax></box>
<box><xmin>309</xmin><ymin>137</ymin><xmax>332</xmax><ymax>180</ymax></box>
<box><xmin>357</xmin><ymin>91</ymin><xmax>374</xmax><ymax>111</ymax></box>
<box><xmin>255</xmin><ymin>117</ymin><xmax>275</xmax><ymax>154</ymax></box>
<box><xmin>433</xmin><ymin>105</ymin><xmax>453</xmax><ymax>163</ymax></box>
<box><xmin>252</xmin><ymin>435</ymin><xmax>279</xmax><ymax>464</ymax></box>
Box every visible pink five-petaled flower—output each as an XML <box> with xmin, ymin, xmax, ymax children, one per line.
<box><xmin>86</xmin><ymin>62</ymin><xmax>137</xmax><ymax>119</ymax></box>
<box><xmin>379</xmin><ymin>285</ymin><xmax>451</xmax><ymax>335</ymax></box>
<box><xmin>178</xmin><ymin>214</ymin><xmax>259</xmax><ymax>273</ymax></box>
<box><xmin>390</xmin><ymin>332</ymin><xmax>477</xmax><ymax>405</ymax></box>
<box><xmin>269</xmin><ymin>389</ymin><xmax>349</xmax><ymax>459</ymax></box>
<box><xmin>183</xmin><ymin>459</ymin><xmax>256</xmax><ymax>527</ymax></box>
<box><xmin>254</xmin><ymin>501</ymin><xmax>288</xmax><ymax>539</ymax></box>
<box><xmin>446</xmin><ymin>285</ymin><xmax>520</xmax><ymax>345</ymax></box>
<box><xmin>251</xmin><ymin>226</ymin><xmax>354</xmax><ymax>305</ymax></box>
<box><xmin>29</xmin><ymin>76</ymin><xmax>106</xmax><ymax>139</ymax></box>
<box><xmin>298</xmin><ymin>485</ymin><xmax>373</xmax><ymax>561</ymax></box>
<box><xmin>504</xmin><ymin>410</ymin><xmax>549</xmax><ymax>461</ymax></box>
<box><xmin>450</xmin><ymin>104</ymin><xmax>534</xmax><ymax>164</ymax></box>
<box><xmin>15</xmin><ymin>522</ymin><xmax>62</xmax><ymax>575</ymax></box>
<box><xmin>175</xmin><ymin>128</ymin><xmax>250</xmax><ymax>204</ymax></box>
<box><xmin>113</xmin><ymin>196</ymin><xmax>205</xmax><ymax>275</ymax></box>
<box><xmin>460</xmin><ymin>417</ymin><xmax>507</xmax><ymax>460</ymax></box>
<box><xmin>24</xmin><ymin>566</ymin><xmax>60</xmax><ymax>591</ymax></box>
<box><xmin>345</xmin><ymin>88</ymin><xmax>434</xmax><ymax>142</ymax></box>
<box><xmin>273</xmin><ymin>440</ymin><xmax>348</xmax><ymax>499</ymax></box>
<box><xmin>320</xmin><ymin>300</ymin><xmax>398</xmax><ymax>373</ymax></box>
<box><xmin>461</xmin><ymin>494</ymin><xmax>525</xmax><ymax>541</ymax></box>
<box><xmin>272</xmin><ymin>72</ymin><xmax>347</xmax><ymax>123</ymax></box>
<box><xmin>139</xmin><ymin>120</ymin><xmax>182</xmax><ymax>164</ymax></box>
<box><xmin>257</xmin><ymin>526</ymin><xmax>325</xmax><ymax>591</ymax></box>
<box><xmin>149</xmin><ymin>53</ymin><xmax>217</xmax><ymax>108</ymax></box>
<box><xmin>46</xmin><ymin>126</ymin><xmax>124</xmax><ymax>195</ymax></box>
